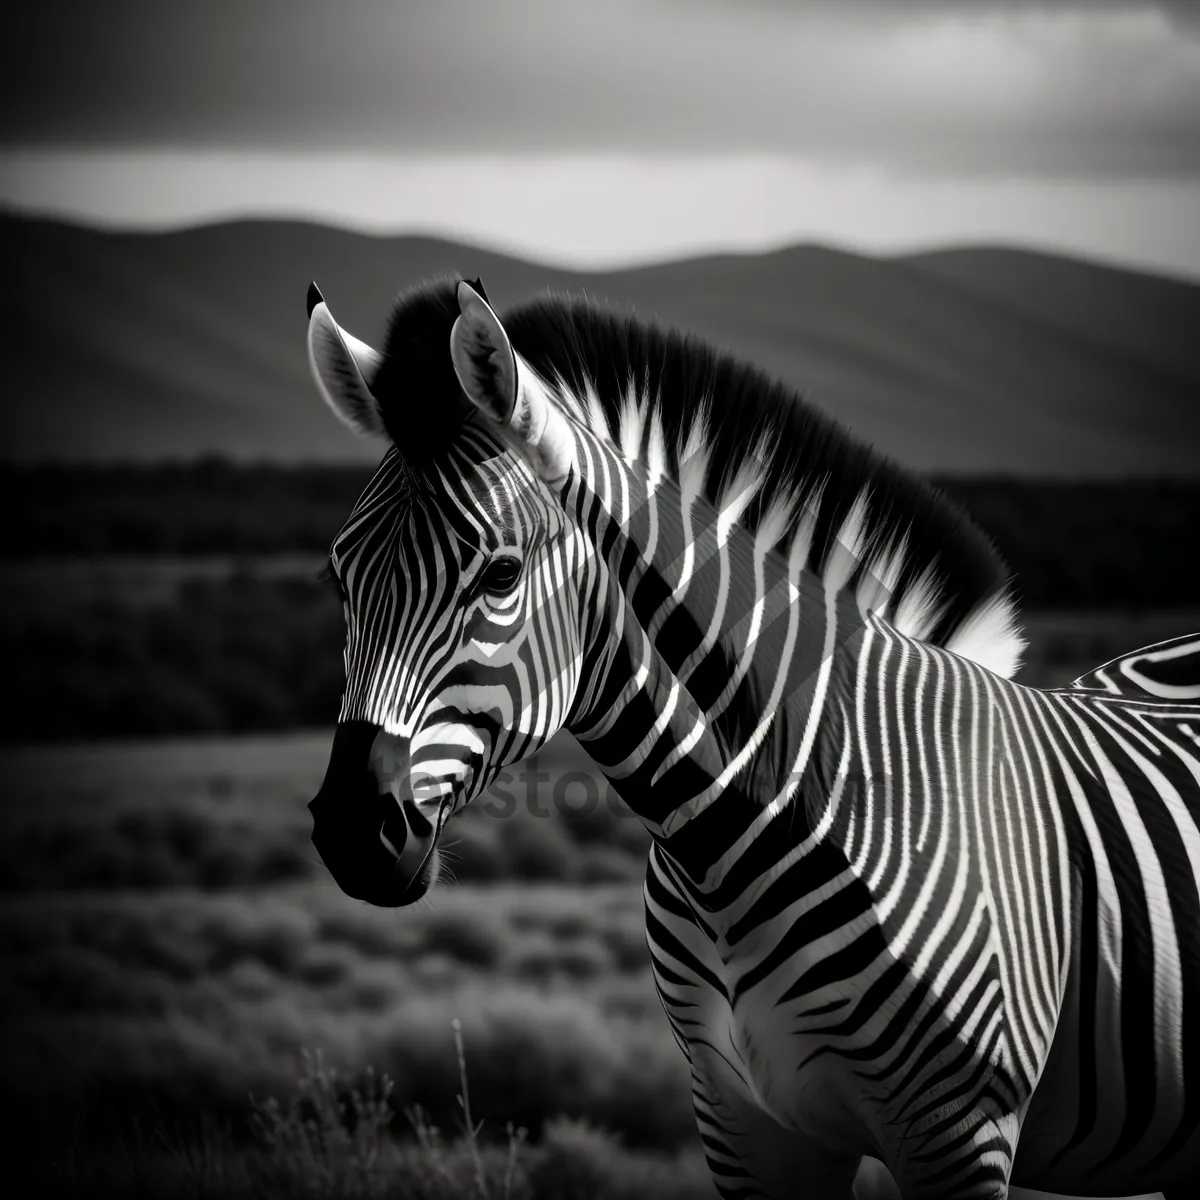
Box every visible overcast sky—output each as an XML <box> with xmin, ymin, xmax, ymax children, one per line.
<box><xmin>2</xmin><ymin>0</ymin><xmax>1198</xmax><ymax>275</ymax></box>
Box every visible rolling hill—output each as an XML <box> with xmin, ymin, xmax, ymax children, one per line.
<box><xmin>3</xmin><ymin>211</ymin><xmax>1197</xmax><ymax>475</ymax></box>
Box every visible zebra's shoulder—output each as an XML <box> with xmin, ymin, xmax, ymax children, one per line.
<box><xmin>1071</xmin><ymin>632</ymin><xmax>1200</xmax><ymax>701</ymax></box>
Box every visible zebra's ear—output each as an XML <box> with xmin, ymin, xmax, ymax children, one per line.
<box><xmin>448</xmin><ymin>279</ymin><xmax>517</xmax><ymax>423</ymax></box>
<box><xmin>306</xmin><ymin>282</ymin><xmax>388</xmax><ymax>440</ymax></box>
<box><xmin>450</xmin><ymin>280</ymin><xmax>576</xmax><ymax>484</ymax></box>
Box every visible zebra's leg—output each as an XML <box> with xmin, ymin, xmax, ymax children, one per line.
<box><xmin>690</xmin><ymin>1048</ymin><xmax>875</xmax><ymax>1199</ymax></box>
<box><xmin>854</xmin><ymin>1156</ymin><xmax>905</xmax><ymax>1200</ymax></box>
<box><xmin>884</xmin><ymin>1104</ymin><xmax>1018</xmax><ymax>1200</ymax></box>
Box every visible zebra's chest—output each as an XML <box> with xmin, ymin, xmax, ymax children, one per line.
<box><xmin>645</xmin><ymin>869</ymin><xmax>886</xmax><ymax>1151</ymax></box>
<box><xmin>724</xmin><ymin>970</ymin><xmax>869</xmax><ymax>1150</ymax></box>
<box><xmin>646</xmin><ymin>851</ymin><xmax>1021</xmax><ymax>1157</ymax></box>
<box><xmin>719</xmin><ymin>906</ymin><xmax>909</xmax><ymax>1136</ymax></box>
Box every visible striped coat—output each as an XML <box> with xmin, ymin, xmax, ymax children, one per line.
<box><xmin>305</xmin><ymin>274</ymin><xmax>1200</xmax><ymax>1198</ymax></box>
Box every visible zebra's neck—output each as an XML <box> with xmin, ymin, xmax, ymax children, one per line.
<box><xmin>565</xmin><ymin>428</ymin><xmax>872</xmax><ymax>903</ymax></box>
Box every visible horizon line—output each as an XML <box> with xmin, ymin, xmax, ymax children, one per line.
<box><xmin>4</xmin><ymin>201</ymin><xmax>1198</xmax><ymax>287</ymax></box>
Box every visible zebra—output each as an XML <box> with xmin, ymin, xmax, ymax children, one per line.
<box><xmin>303</xmin><ymin>273</ymin><xmax>1200</xmax><ymax>1199</ymax></box>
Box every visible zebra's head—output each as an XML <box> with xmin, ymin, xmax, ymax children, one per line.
<box><xmin>305</xmin><ymin>278</ymin><xmax>587</xmax><ymax>907</ymax></box>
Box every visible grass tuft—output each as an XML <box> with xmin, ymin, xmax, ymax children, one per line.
<box><xmin>249</xmin><ymin>1047</ymin><xmax>395</xmax><ymax>1197</ymax></box>
<box><xmin>11</xmin><ymin>1030</ymin><xmax>717</xmax><ymax>1199</ymax></box>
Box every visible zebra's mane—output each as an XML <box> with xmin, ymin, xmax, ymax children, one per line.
<box><xmin>374</xmin><ymin>278</ymin><xmax>1026</xmax><ymax>678</ymax></box>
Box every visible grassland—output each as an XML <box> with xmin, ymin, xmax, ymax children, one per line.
<box><xmin>0</xmin><ymin>731</ymin><xmax>707</xmax><ymax>1197</ymax></box>
<box><xmin>1</xmin><ymin>726</ymin><xmax>1172</xmax><ymax>1198</ymax></box>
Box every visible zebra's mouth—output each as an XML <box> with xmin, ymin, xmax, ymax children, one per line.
<box><xmin>381</xmin><ymin>795</ymin><xmax>452</xmax><ymax>900</ymax></box>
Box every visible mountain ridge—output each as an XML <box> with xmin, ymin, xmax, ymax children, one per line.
<box><xmin>4</xmin><ymin>211</ymin><xmax>1197</xmax><ymax>475</ymax></box>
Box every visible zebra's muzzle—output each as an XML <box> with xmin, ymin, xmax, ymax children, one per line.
<box><xmin>309</xmin><ymin>721</ymin><xmax>442</xmax><ymax>907</ymax></box>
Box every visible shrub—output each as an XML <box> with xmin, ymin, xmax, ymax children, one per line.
<box><xmin>419</xmin><ymin>910</ymin><xmax>507</xmax><ymax>970</ymax></box>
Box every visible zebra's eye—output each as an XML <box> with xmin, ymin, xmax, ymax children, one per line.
<box><xmin>480</xmin><ymin>554</ymin><xmax>523</xmax><ymax>595</ymax></box>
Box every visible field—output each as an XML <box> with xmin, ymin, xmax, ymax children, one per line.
<box><xmin>1</xmin><ymin>722</ymin><xmax>1174</xmax><ymax>1198</ymax></box>
<box><xmin>1</xmin><ymin>731</ymin><xmax>704</xmax><ymax>1197</ymax></box>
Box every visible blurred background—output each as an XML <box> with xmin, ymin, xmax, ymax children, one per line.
<box><xmin>1</xmin><ymin>2</ymin><xmax>1197</xmax><ymax>1197</ymax></box>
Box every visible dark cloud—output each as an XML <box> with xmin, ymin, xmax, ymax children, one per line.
<box><xmin>707</xmin><ymin>0</ymin><xmax>1199</xmax><ymax>21</ymax></box>
<box><xmin>2</xmin><ymin>0</ymin><xmax>1198</xmax><ymax>177</ymax></box>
